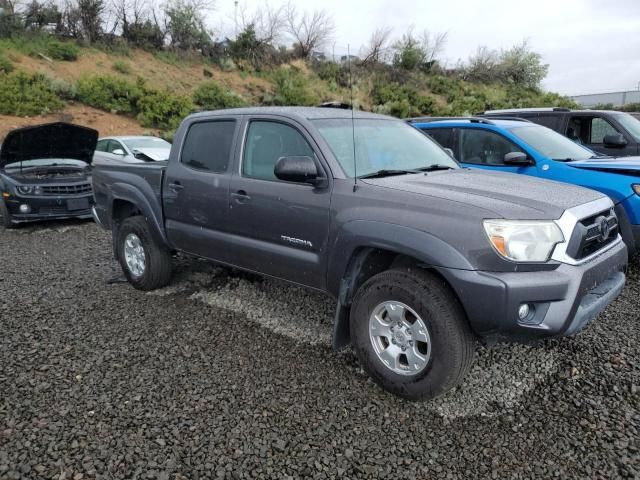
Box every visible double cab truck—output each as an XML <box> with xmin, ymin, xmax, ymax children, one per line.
<box><xmin>92</xmin><ymin>107</ymin><xmax>627</xmax><ymax>400</ymax></box>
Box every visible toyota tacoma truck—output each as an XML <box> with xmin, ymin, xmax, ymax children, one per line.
<box><xmin>92</xmin><ymin>107</ymin><xmax>627</xmax><ymax>401</ymax></box>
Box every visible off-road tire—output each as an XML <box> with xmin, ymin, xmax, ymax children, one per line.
<box><xmin>116</xmin><ymin>216</ymin><xmax>172</xmax><ymax>290</ymax></box>
<box><xmin>350</xmin><ymin>267</ymin><xmax>474</xmax><ymax>401</ymax></box>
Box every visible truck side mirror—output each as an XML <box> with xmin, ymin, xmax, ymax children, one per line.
<box><xmin>274</xmin><ymin>156</ymin><xmax>321</xmax><ymax>185</ymax></box>
<box><xmin>503</xmin><ymin>151</ymin><xmax>534</xmax><ymax>166</ymax></box>
<box><xmin>603</xmin><ymin>133</ymin><xmax>627</xmax><ymax>148</ymax></box>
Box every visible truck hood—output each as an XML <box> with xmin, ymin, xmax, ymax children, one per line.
<box><xmin>567</xmin><ymin>156</ymin><xmax>640</xmax><ymax>174</ymax></box>
<box><xmin>132</xmin><ymin>147</ymin><xmax>170</xmax><ymax>161</ymax></box>
<box><xmin>0</xmin><ymin>122</ymin><xmax>98</xmax><ymax>168</ymax></box>
<box><xmin>363</xmin><ymin>168</ymin><xmax>605</xmax><ymax>220</ymax></box>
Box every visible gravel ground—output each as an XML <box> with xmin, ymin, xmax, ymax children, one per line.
<box><xmin>0</xmin><ymin>221</ymin><xmax>639</xmax><ymax>479</ymax></box>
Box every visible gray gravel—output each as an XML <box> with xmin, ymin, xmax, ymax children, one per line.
<box><xmin>1</xmin><ymin>221</ymin><xmax>639</xmax><ymax>479</ymax></box>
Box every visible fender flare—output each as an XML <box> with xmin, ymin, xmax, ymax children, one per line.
<box><xmin>327</xmin><ymin>220</ymin><xmax>474</xmax><ymax>297</ymax></box>
<box><xmin>109</xmin><ymin>182</ymin><xmax>168</xmax><ymax>257</ymax></box>
<box><xmin>328</xmin><ymin>220</ymin><xmax>474</xmax><ymax>349</ymax></box>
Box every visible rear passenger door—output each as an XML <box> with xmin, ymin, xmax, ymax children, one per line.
<box><xmin>163</xmin><ymin>118</ymin><xmax>238</xmax><ymax>262</ymax></box>
<box><xmin>227</xmin><ymin>117</ymin><xmax>332</xmax><ymax>289</ymax></box>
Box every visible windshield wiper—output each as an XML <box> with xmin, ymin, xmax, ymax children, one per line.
<box><xmin>358</xmin><ymin>169</ymin><xmax>416</xmax><ymax>179</ymax></box>
<box><xmin>413</xmin><ymin>164</ymin><xmax>455</xmax><ymax>172</ymax></box>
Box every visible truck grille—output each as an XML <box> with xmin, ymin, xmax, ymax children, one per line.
<box><xmin>566</xmin><ymin>209</ymin><xmax>618</xmax><ymax>260</ymax></box>
<box><xmin>41</xmin><ymin>183</ymin><xmax>92</xmax><ymax>195</ymax></box>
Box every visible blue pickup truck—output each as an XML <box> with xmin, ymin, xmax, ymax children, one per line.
<box><xmin>411</xmin><ymin>117</ymin><xmax>640</xmax><ymax>255</ymax></box>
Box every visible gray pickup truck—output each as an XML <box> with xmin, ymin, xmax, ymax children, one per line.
<box><xmin>92</xmin><ymin>107</ymin><xmax>627</xmax><ymax>400</ymax></box>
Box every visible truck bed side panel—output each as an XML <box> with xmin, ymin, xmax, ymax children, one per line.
<box><xmin>92</xmin><ymin>161</ymin><xmax>168</xmax><ymax>245</ymax></box>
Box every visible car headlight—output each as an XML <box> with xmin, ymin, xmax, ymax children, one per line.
<box><xmin>16</xmin><ymin>185</ymin><xmax>32</xmax><ymax>195</ymax></box>
<box><xmin>483</xmin><ymin>219</ymin><xmax>564</xmax><ymax>262</ymax></box>
<box><xmin>632</xmin><ymin>184</ymin><xmax>640</xmax><ymax>196</ymax></box>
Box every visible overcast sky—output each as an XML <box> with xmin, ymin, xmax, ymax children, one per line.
<box><xmin>212</xmin><ymin>0</ymin><xmax>640</xmax><ymax>96</ymax></box>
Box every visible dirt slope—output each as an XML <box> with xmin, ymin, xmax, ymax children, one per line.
<box><xmin>0</xmin><ymin>103</ymin><xmax>158</xmax><ymax>141</ymax></box>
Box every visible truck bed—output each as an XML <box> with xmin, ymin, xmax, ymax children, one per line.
<box><xmin>92</xmin><ymin>161</ymin><xmax>167</xmax><ymax>231</ymax></box>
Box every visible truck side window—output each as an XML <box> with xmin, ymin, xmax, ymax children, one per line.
<box><xmin>243</xmin><ymin>121</ymin><xmax>314</xmax><ymax>181</ymax></box>
<box><xmin>590</xmin><ymin>118</ymin><xmax>618</xmax><ymax>143</ymax></box>
<box><xmin>459</xmin><ymin>129</ymin><xmax>523</xmax><ymax>165</ymax></box>
<box><xmin>423</xmin><ymin>128</ymin><xmax>454</xmax><ymax>150</ymax></box>
<box><xmin>181</xmin><ymin>120</ymin><xmax>236</xmax><ymax>172</ymax></box>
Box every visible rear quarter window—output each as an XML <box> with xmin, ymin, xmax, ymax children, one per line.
<box><xmin>422</xmin><ymin>128</ymin><xmax>454</xmax><ymax>149</ymax></box>
<box><xmin>180</xmin><ymin>120</ymin><xmax>236</xmax><ymax>172</ymax></box>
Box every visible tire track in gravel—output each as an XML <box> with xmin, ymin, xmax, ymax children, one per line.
<box><xmin>150</xmin><ymin>263</ymin><xmax>560</xmax><ymax>419</ymax></box>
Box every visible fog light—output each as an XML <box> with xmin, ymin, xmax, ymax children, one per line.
<box><xmin>518</xmin><ymin>303</ymin><xmax>531</xmax><ymax>320</ymax></box>
<box><xmin>19</xmin><ymin>204</ymin><xmax>31</xmax><ymax>214</ymax></box>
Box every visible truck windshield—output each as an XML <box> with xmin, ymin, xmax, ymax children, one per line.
<box><xmin>312</xmin><ymin>118</ymin><xmax>458</xmax><ymax>177</ymax></box>
<box><xmin>510</xmin><ymin>125</ymin><xmax>594</xmax><ymax>161</ymax></box>
<box><xmin>611</xmin><ymin>112</ymin><xmax>640</xmax><ymax>142</ymax></box>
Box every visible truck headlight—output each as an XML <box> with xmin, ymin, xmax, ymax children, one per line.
<box><xmin>483</xmin><ymin>220</ymin><xmax>564</xmax><ymax>262</ymax></box>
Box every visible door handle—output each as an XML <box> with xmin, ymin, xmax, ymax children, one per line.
<box><xmin>231</xmin><ymin>190</ymin><xmax>251</xmax><ymax>203</ymax></box>
<box><xmin>169</xmin><ymin>182</ymin><xmax>184</xmax><ymax>192</ymax></box>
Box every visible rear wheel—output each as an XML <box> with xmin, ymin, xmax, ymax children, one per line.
<box><xmin>0</xmin><ymin>201</ymin><xmax>15</xmax><ymax>229</ymax></box>
<box><xmin>116</xmin><ymin>216</ymin><xmax>172</xmax><ymax>290</ymax></box>
<box><xmin>350</xmin><ymin>268</ymin><xmax>474</xmax><ymax>401</ymax></box>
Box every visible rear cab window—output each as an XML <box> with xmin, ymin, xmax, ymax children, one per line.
<box><xmin>181</xmin><ymin>120</ymin><xmax>237</xmax><ymax>172</ymax></box>
<box><xmin>423</xmin><ymin>128</ymin><xmax>454</xmax><ymax>150</ymax></box>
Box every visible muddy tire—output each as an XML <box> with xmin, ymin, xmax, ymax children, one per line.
<box><xmin>350</xmin><ymin>268</ymin><xmax>474</xmax><ymax>401</ymax></box>
<box><xmin>116</xmin><ymin>216</ymin><xmax>172</xmax><ymax>291</ymax></box>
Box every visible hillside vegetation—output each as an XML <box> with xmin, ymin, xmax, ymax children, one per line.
<box><xmin>0</xmin><ymin>1</ymin><xmax>578</xmax><ymax>138</ymax></box>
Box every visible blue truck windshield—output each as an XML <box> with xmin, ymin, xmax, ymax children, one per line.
<box><xmin>510</xmin><ymin>125</ymin><xmax>594</xmax><ymax>161</ymax></box>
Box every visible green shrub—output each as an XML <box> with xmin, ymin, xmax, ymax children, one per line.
<box><xmin>45</xmin><ymin>40</ymin><xmax>80</xmax><ymax>61</ymax></box>
<box><xmin>137</xmin><ymin>89</ymin><xmax>193</xmax><ymax>130</ymax></box>
<box><xmin>0</xmin><ymin>55</ymin><xmax>14</xmax><ymax>73</ymax></box>
<box><xmin>371</xmin><ymin>81</ymin><xmax>436</xmax><ymax>117</ymax></box>
<box><xmin>76</xmin><ymin>75</ymin><xmax>141</xmax><ymax>113</ymax></box>
<box><xmin>268</xmin><ymin>67</ymin><xmax>317</xmax><ymax>106</ymax></box>
<box><xmin>0</xmin><ymin>72</ymin><xmax>63</xmax><ymax>116</ymax></box>
<box><xmin>193</xmin><ymin>81</ymin><xmax>245</xmax><ymax>109</ymax></box>
<box><xmin>49</xmin><ymin>77</ymin><xmax>77</xmax><ymax>100</ymax></box>
<box><xmin>112</xmin><ymin>60</ymin><xmax>132</xmax><ymax>75</ymax></box>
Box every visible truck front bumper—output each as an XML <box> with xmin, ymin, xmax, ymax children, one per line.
<box><xmin>440</xmin><ymin>238</ymin><xmax>627</xmax><ymax>339</ymax></box>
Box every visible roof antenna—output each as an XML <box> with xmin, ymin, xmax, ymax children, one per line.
<box><xmin>348</xmin><ymin>44</ymin><xmax>357</xmax><ymax>192</ymax></box>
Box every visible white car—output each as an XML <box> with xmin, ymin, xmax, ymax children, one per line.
<box><xmin>93</xmin><ymin>136</ymin><xmax>171</xmax><ymax>165</ymax></box>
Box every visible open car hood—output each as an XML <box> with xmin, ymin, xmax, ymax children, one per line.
<box><xmin>0</xmin><ymin>122</ymin><xmax>98</xmax><ymax>168</ymax></box>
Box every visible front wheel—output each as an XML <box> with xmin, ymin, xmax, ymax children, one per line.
<box><xmin>116</xmin><ymin>216</ymin><xmax>172</xmax><ymax>290</ymax></box>
<box><xmin>0</xmin><ymin>201</ymin><xmax>15</xmax><ymax>229</ymax></box>
<box><xmin>350</xmin><ymin>268</ymin><xmax>474</xmax><ymax>401</ymax></box>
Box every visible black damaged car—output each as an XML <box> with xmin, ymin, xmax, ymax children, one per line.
<box><xmin>0</xmin><ymin>122</ymin><xmax>98</xmax><ymax>229</ymax></box>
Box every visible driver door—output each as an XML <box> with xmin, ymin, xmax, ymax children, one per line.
<box><xmin>456</xmin><ymin>128</ymin><xmax>538</xmax><ymax>176</ymax></box>
<box><xmin>226</xmin><ymin>118</ymin><xmax>332</xmax><ymax>289</ymax></box>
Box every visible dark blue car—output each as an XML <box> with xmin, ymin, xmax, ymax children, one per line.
<box><xmin>411</xmin><ymin>117</ymin><xmax>640</xmax><ymax>254</ymax></box>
